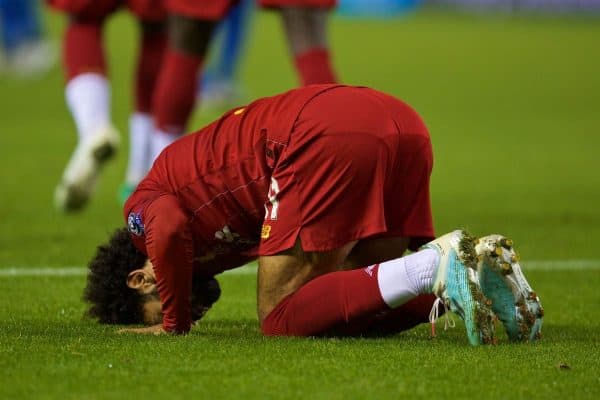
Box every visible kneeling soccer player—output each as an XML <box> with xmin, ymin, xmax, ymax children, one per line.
<box><xmin>84</xmin><ymin>84</ymin><xmax>543</xmax><ymax>344</ymax></box>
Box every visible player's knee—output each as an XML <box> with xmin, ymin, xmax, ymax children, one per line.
<box><xmin>260</xmin><ymin>316</ymin><xmax>276</xmax><ymax>336</ymax></box>
<box><xmin>260</xmin><ymin>302</ymin><xmax>286</xmax><ymax>336</ymax></box>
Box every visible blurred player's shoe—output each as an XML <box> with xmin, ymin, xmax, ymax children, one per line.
<box><xmin>424</xmin><ymin>230</ymin><xmax>495</xmax><ymax>346</ymax></box>
<box><xmin>200</xmin><ymin>78</ymin><xmax>245</xmax><ymax>113</ymax></box>
<box><xmin>475</xmin><ymin>235</ymin><xmax>543</xmax><ymax>342</ymax></box>
<box><xmin>55</xmin><ymin>125</ymin><xmax>120</xmax><ymax>212</ymax></box>
<box><xmin>0</xmin><ymin>40</ymin><xmax>56</xmax><ymax>78</ymax></box>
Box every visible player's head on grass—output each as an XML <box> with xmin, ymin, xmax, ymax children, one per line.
<box><xmin>83</xmin><ymin>228</ymin><xmax>155</xmax><ymax>325</ymax></box>
<box><xmin>84</xmin><ymin>228</ymin><xmax>221</xmax><ymax>326</ymax></box>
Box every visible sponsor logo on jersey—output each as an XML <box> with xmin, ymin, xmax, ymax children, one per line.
<box><xmin>127</xmin><ymin>212</ymin><xmax>144</xmax><ymax>236</ymax></box>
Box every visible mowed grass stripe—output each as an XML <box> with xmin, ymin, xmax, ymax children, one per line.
<box><xmin>0</xmin><ymin>259</ymin><xmax>599</xmax><ymax>277</ymax></box>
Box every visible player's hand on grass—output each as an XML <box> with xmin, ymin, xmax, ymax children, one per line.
<box><xmin>117</xmin><ymin>324</ymin><xmax>166</xmax><ymax>336</ymax></box>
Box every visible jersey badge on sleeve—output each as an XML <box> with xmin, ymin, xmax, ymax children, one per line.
<box><xmin>127</xmin><ymin>212</ymin><xmax>145</xmax><ymax>236</ymax></box>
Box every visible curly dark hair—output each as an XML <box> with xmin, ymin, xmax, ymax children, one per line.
<box><xmin>84</xmin><ymin>228</ymin><xmax>148</xmax><ymax>324</ymax></box>
<box><xmin>84</xmin><ymin>228</ymin><xmax>222</xmax><ymax>325</ymax></box>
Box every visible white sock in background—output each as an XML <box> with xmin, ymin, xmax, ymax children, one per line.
<box><xmin>376</xmin><ymin>248</ymin><xmax>440</xmax><ymax>308</ymax></box>
<box><xmin>65</xmin><ymin>73</ymin><xmax>111</xmax><ymax>142</ymax></box>
<box><xmin>150</xmin><ymin>129</ymin><xmax>180</xmax><ymax>165</ymax></box>
<box><xmin>125</xmin><ymin>112</ymin><xmax>153</xmax><ymax>185</ymax></box>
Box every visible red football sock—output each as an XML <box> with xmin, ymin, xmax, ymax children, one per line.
<box><xmin>153</xmin><ymin>49</ymin><xmax>203</xmax><ymax>134</ymax></box>
<box><xmin>261</xmin><ymin>265</ymin><xmax>435</xmax><ymax>337</ymax></box>
<box><xmin>134</xmin><ymin>28</ymin><xmax>166</xmax><ymax>113</ymax></box>
<box><xmin>63</xmin><ymin>20</ymin><xmax>106</xmax><ymax>81</ymax></box>
<box><xmin>293</xmin><ymin>47</ymin><xmax>337</xmax><ymax>86</ymax></box>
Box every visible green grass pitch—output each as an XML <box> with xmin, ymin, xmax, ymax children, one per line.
<box><xmin>1</xmin><ymin>8</ymin><xmax>600</xmax><ymax>399</ymax></box>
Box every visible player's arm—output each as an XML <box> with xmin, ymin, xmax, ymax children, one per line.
<box><xmin>143</xmin><ymin>194</ymin><xmax>195</xmax><ymax>334</ymax></box>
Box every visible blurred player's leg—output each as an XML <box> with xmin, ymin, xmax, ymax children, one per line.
<box><xmin>120</xmin><ymin>20</ymin><xmax>166</xmax><ymax>204</ymax></box>
<box><xmin>272</xmin><ymin>1</ymin><xmax>337</xmax><ymax>85</ymax></box>
<box><xmin>201</xmin><ymin>0</ymin><xmax>254</xmax><ymax>111</ymax></box>
<box><xmin>215</xmin><ymin>0</ymin><xmax>252</xmax><ymax>82</ymax></box>
<box><xmin>54</xmin><ymin>8</ymin><xmax>120</xmax><ymax>212</ymax></box>
<box><xmin>150</xmin><ymin>11</ymin><xmax>217</xmax><ymax>162</ymax></box>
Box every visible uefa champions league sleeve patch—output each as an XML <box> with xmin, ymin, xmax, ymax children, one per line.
<box><xmin>127</xmin><ymin>212</ymin><xmax>145</xmax><ymax>236</ymax></box>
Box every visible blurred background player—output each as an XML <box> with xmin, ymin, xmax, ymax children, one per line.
<box><xmin>200</xmin><ymin>0</ymin><xmax>255</xmax><ymax>112</ymax></box>
<box><xmin>199</xmin><ymin>0</ymin><xmax>343</xmax><ymax>111</ymax></box>
<box><xmin>119</xmin><ymin>0</ymin><xmax>339</xmax><ymax>204</ymax></box>
<box><xmin>0</xmin><ymin>0</ymin><xmax>55</xmax><ymax>76</ymax></box>
<box><xmin>266</xmin><ymin>0</ymin><xmax>338</xmax><ymax>87</ymax></box>
<box><xmin>49</xmin><ymin>0</ymin><xmax>167</xmax><ymax>212</ymax></box>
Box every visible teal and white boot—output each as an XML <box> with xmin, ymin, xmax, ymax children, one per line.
<box><xmin>424</xmin><ymin>230</ymin><xmax>496</xmax><ymax>346</ymax></box>
<box><xmin>475</xmin><ymin>235</ymin><xmax>544</xmax><ymax>342</ymax></box>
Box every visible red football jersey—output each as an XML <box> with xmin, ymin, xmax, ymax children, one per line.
<box><xmin>124</xmin><ymin>84</ymin><xmax>434</xmax><ymax>333</ymax></box>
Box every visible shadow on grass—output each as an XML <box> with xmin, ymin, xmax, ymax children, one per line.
<box><xmin>4</xmin><ymin>317</ymin><xmax>597</xmax><ymax>349</ymax></box>
<box><xmin>193</xmin><ymin>319</ymin><xmax>600</xmax><ymax>347</ymax></box>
